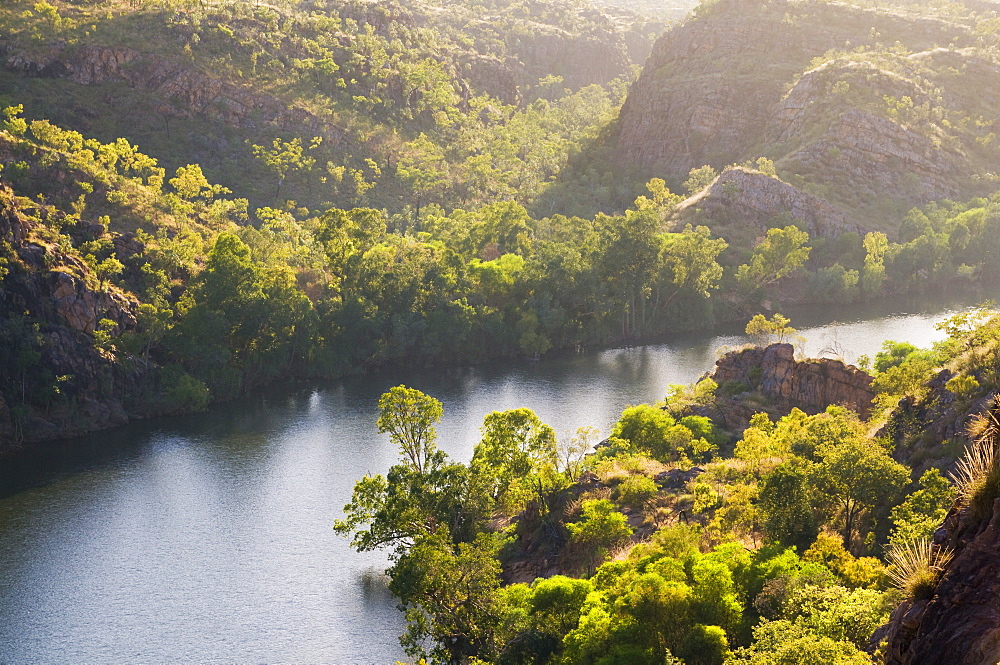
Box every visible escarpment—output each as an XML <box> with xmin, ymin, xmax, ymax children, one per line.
<box><xmin>615</xmin><ymin>0</ymin><xmax>967</xmax><ymax>177</ymax></box>
<box><xmin>4</xmin><ymin>44</ymin><xmax>349</xmax><ymax>144</ymax></box>
<box><xmin>673</xmin><ymin>167</ymin><xmax>861</xmax><ymax>237</ymax></box>
<box><xmin>879</xmin><ymin>401</ymin><xmax>1000</xmax><ymax>664</ymax></box>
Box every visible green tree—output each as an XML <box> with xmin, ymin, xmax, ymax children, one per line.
<box><xmin>250</xmin><ymin>136</ymin><xmax>322</xmax><ymax>199</ymax></box>
<box><xmin>377</xmin><ymin>385</ymin><xmax>443</xmax><ymax>474</ymax></box>
<box><xmin>736</xmin><ymin>226</ymin><xmax>811</xmax><ymax>293</ymax></box>
<box><xmin>683</xmin><ymin>165</ymin><xmax>719</xmax><ymax>196</ymax></box>
<box><xmin>471</xmin><ymin>407</ymin><xmax>557</xmax><ymax>501</ymax></box>
<box><xmin>567</xmin><ymin>499</ymin><xmax>633</xmax><ymax>572</ymax></box>
<box><xmin>745</xmin><ymin>313</ymin><xmax>798</xmax><ymax>347</ymax></box>
<box><xmin>888</xmin><ymin>469</ymin><xmax>955</xmax><ymax>547</ymax></box>
<box><xmin>811</xmin><ymin>438</ymin><xmax>909</xmax><ymax>551</ymax></box>
<box><xmin>390</xmin><ymin>530</ymin><xmax>508</xmax><ymax>664</ymax></box>
<box><xmin>759</xmin><ymin>462</ymin><xmax>818</xmax><ymax>552</ymax></box>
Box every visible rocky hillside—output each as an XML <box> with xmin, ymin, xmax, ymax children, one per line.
<box><xmin>672</xmin><ymin>167</ymin><xmax>862</xmax><ymax>238</ymax></box>
<box><xmin>879</xmin><ymin>397</ymin><xmax>1000</xmax><ymax>664</ymax></box>
<box><xmin>0</xmin><ymin>184</ymin><xmax>148</xmax><ymax>449</ymax></box>
<box><xmin>0</xmin><ymin>0</ymin><xmax>659</xmax><ymax>212</ymax></box>
<box><xmin>880</xmin><ymin>490</ymin><xmax>1000</xmax><ymax>663</ymax></box>
<box><xmin>606</xmin><ymin>0</ymin><xmax>1000</xmax><ymax>231</ymax></box>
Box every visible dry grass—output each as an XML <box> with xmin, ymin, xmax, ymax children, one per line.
<box><xmin>885</xmin><ymin>538</ymin><xmax>953</xmax><ymax>600</ymax></box>
<box><xmin>581</xmin><ymin>487</ymin><xmax>613</xmax><ymax>502</ymax></box>
<box><xmin>951</xmin><ymin>395</ymin><xmax>1000</xmax><ymax>518</ymax></box>
<box><xmin>951</xmin><ymin>436</ymin><xmax>996</xmax><ymax>503</ymax></box>
<box><xmin>594</xmin><ymin>454</ymin><xmax>669</xmax><ymax>484</ymax></box>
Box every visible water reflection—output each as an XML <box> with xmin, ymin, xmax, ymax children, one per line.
<box><xmin>0</xmin><ymin>289</ymin><xmax>995</xmax><ymax>664</ymax></box>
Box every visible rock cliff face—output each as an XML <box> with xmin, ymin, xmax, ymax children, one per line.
<box><xmin>705</xmin><ymin>343</ymin><xmax>874</xmax><ymax>431</ymax></box>
<box><xmin>0</xmin><ymin>186</ymin><xmax>144</xmax><ymax>450</ymax></box>
<box><xmin>879</xmin><ymin>492</ymin><xmax>1000</xmax><ymax>664</ymax></box>
<box><xmin>616</xmin><ymin>0</ymin><xmax>964</xmax><ymax>176</ymax></box>
<box><xmin>610</xmin><ymin>0</ymin><xmax>995</xmax><ymax>227</ymax></box>
<box><xmin>4</xmin><ymin>44</ymin><xmax>348</xmax><ymax>144</ymax></box>
<box><xmin>673</xmin><ymin>167</ymin><xmax>861</xmax><ymax>237</ymax></box>
<box><xmin>878</xmin><ymin>397</ymin><xmax>1000</xmax><ymax>663</ymax></box>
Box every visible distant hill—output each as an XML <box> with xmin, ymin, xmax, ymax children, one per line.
<box><xmin>0</xmin><ymin>0</ymin><xmax>662</xmax><ymax>212</ymax></box>
<box><xmin>546</xmin><ymin>0</ymin><xmax>1000</xmax><ymax>233</ymax></box>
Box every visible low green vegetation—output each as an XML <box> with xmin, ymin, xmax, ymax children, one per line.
<box><xmin>336</xmin><ymin>334</ymin><xmax>984</xmax><ymax>664</ymax></box>
<box><xmin>332</xmin><ymin>307</ymin><xmax>1000</xmax><ymax>663</ymax></box>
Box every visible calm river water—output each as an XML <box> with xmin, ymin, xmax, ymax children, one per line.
<box><xmin>0</xmin><ymin>292</ymin><xmax>992</xmax><ymax>664</ymax></box>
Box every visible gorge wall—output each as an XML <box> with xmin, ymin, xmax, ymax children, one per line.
<box><xmin>610</xmin><ymin>0</ymin><xmax>999</xmax><ymax>227</ymax></box>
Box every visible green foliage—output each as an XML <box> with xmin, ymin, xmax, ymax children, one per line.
<box><xmin>759</xmin><ymin>462</ymin><xmax>818</xmax><ymax>552</ymax></box>
<box><xmin>377</xmin><ymin>385</ymin><xmax>444</xmax><ymax>475</ymax></box>
<box><xmin>160</xmin><ymin>365</ymin><xmax>210</xmax><ymax>413</ymax></box>
<box><xmin>683</xmin><ymin>165</ymin><xmax>719</xmax><ymax>195</ymax></box>
<box><xmin>391</xmin><ymin>530</ymin><xmax>509</xmax><ymax>663</ymax></box>
<box><xmin>745</xmin><ymin>313</ymin><xmax>798</xmax><ymax>347</ymax></box>
<box><xmin>611</xmin><ymin>404</ymin><xmax>718</xmax><ymax>464</ymax></box>
<box><xmin>727</xmin><ymin>619</ymin><xmax>874</xmax><ymax>665</ymax></box>
<box><xmin>615</xmin><ymin>474</ymin><xmax>659</xmax><ymax>508</ymax></box>
<box><xmin>888</xmin><ymin>469</ymin><xmax>955</xmax><ymax>547</ymax></box>
<box><xmin>567</xmin><ymin>499</ymin><xmax>633</xmax><ymax>568</ymax></box>
<box><xmin>736</xmin><ymin>226</ymin><xmax>811</xmax><ymax>293</ymax></box>
<box><xmin>811</xmin><ymin>436</ymin><xmax>909</xmax><ymax>551</ymax></box>
<box><xmin>471</xmin><ymin>407</ymin><xmax>557</xmax><ymax>503</ymax></box>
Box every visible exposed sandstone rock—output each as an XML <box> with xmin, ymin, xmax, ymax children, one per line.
<box><xmin>705</xmin><ymin>343</ymin><xmax>874</xmax><ymax>431</ymax></box>
<box><xmin>459</xmin><ymin>53</ymin><xmax>521</xmax><ymax>106</ymax></box>
<box><xmin>49</xmin><ymin>269</ymin><xmax>138</xmax><ymax>334</ymax></box>
<box><xmin>510</xmin><ymin>25</ymin><xmax>632</xmax><ymax>91</ymax></box>
<box><xmin>0</xmin><ymin>186</ymin><xmax>145</xmax><ymax>448</ymax></box>
<box><xmin>673</xmin><ymin>167</ymin><xmax>860</xmax><ymax>237</ymax></box>
<box><xmin>5</xmin><ymin>44</ymin><xmax>347</xmax><ymax>144</ymax></box>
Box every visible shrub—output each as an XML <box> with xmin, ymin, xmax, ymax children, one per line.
<box><xmin>615</xmin><ymin>475</ymin><xmax>659</xmax><ymax>508</ymax></box>
<box><xmin>161</xmin><ymin>365</ymin><xmax>211</xmax><ymax>413</ymax></box>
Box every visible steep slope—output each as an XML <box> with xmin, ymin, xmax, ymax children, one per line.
<box><xmin>0</xmin><ymin>0</ymin><xmax>656</xmax><ymax>212</ymax></box>
<box><xmin>879</xmin><ymin>401</ymin><xmax>1000</xmax><ymax>664</ymax></box>
<box><xmin>605</xmin><ymin>0</ymin><xmax>1000</xmax><ymax>229</ymax></box>
<box><xmin>0</xmin><ymin>184</ymin><xmax>145</xmax><ymax>448</ymax></box>
<box><xmin>672</xmin><ymin>167</ymin><xmax>862</xmax><ymax>238</ymax></box>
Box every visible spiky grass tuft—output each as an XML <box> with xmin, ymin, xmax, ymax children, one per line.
<box><xmin>966</xmin><ymin>396</ymin><xmax>1000</xmax><ymax>442</ymax></box>
<box><xmin>886</xmin><ymin>538</ymin><xmax>954</xmax><ymax>600</ymax></box>
<box><xmin>952</xmin><ymin>395</ymin><xmax>1000</xmax><ymax>519</ymax></box>
<box><xmin>951</xmin><ymin>437</ymin><xmax>996</xmax><ymax>503</ymax></box>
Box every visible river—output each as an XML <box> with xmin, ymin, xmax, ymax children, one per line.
<box><xmin>0</xmin><ymin>293</ymin><xmax>990</xmax><ymax>664</ymax></box>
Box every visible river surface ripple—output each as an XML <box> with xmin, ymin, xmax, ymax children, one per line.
<box><xmin>0</xmin><ymin>292</ymin><xmax>992</xmax><ymax>664</ymax></box>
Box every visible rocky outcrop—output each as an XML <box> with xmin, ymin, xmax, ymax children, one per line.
<box><xmin>459</xmin><ymin>54</ymin><xmax>521</xmax><ymax>106</ymax></box>
<box><xmin>48</xmin><ymin>269</ymin><xmax>136</xmax><ymax>335</ymax></box>
<box><xmin>0</xmin><ymin>186</ymin><xmax>144</xmax><ymax>449</ymax></box>
<box><xmin>509</xmin><ymin>24</ymin><xmax>632</xmax><ymax>91</ymax></box>
<box><xmin>878</xmin><ymin>396</ymin><xmax>1000</xmax><ymax>664</ymax></box>
<box><xmin>4</xmin><ymin>44</ymin><xmax>347</xmax><ymax>144</ymax></box>
<box><xmin>615</xmin><ymin>0</ymin><xmax>966</xmax><ymax>177</ymax></box>
<box><xmin>705</xmin><ymin>343</ymin><xmax>874</xmax><ymax>431</ymax></box>
<box><xmin>673</xmin><ymin>167</ymin><xmax>860</xmax><ymax>237</ymax></box>
<box><xmin>879</xmin><ymin>492</ymin><xmax>1000</xmax><ymax>664</ymax></box>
